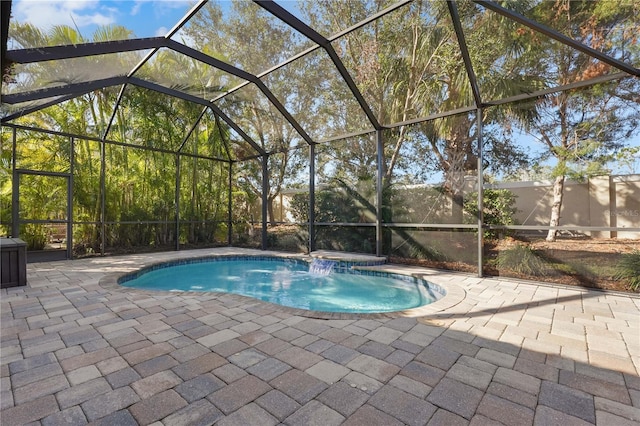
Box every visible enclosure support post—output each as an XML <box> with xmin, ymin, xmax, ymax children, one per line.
<box><xmin>98</xmin><ymin>85</ymin><xmax>125</xmax><ymax>257</ymax></box>
<box><xmin>376</xmin><ymin>129</ymin><xmax>384</xmax><ymax>257</ymax></box>
<box><xmin>309</xmin><ymin>143</ymin><xmax>316</xmax><ymax>253</ymax></box>
<box><xmin>100</xmin><ymin>139</ymin><xmax>106</xmax><ymax>256</ymax></box>
<box><xmin>261</xmin><ymin>155</ymin><xmax>269</xmax><ymax>250</ymax></box>
<box><xmin>68</xmin><ymin>137</ymin><xmax>74</xmax><ymax>260</ymax></box>
<box><xmin>477</xmin><ymin>109</ymin><xmax>484</xmax><ymax>278</ymax></box>
<box><xmin>175</xmin><ymin>154</ymin><xmax>180</xmax><ymax>251</ymax></box>
<box><xmin>11</xmin><ymin>128</ymin><xmax>18</xmax><ymax>238</ymax></box>
<box><xmin>228</xmin><ymin>162</ymin><xmax>233</xmax><ymax>246</ymax></box>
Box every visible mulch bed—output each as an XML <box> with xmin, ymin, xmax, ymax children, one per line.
<box><xmin>392</xmin><ymin>237</ymin><xmax>639</xmax><ymax>293</ymax></box>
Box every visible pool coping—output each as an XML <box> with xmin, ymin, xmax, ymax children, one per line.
<box><xmin>98</xmin><ymin>250</ymin><xmax>466</xmax><ymax>320</ymax></box>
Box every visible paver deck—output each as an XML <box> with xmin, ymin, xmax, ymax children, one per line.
<box><xmin>1</xmin><ymin>248</ymin><xmax>639</xmax><ymax>425</ymax></box>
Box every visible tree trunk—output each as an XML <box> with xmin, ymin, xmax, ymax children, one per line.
<box><xmin>445</xmin><ymin>147</ymin><xmax>468</xmax><ymax>224</ymax></box>
<box><xmin>267</xmin><ymin>195</ymin><xmax>276</xmax><ymax>227</ymax></box>
<box><xmin>546</xmin><ymin>174</ymin><xmax>565</xmax><ymax>242</ymax></box>
<box><xmin>451</xmin><ymin>192</ymin><xmax>464</xmax><ymax>224</ymax></box>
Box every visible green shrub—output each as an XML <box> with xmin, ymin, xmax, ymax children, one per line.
<box><xmin>22</xmin><ymin>224</ymin><xmax>48</xmax><ymax>250</ymax></box>
<box><xmin>464</xmin><ymin>189</ymin><xmax>518</xmax><ymax>240</ymax></box>
<box><xmin>266</xmin><ymin>232</ymin><xmax>278</xmax><ymax>248</ymax></box>
<box><xmin>496</xmin><ymin>244</ymin><xmax>547</xmax><ymax>276</ymax></box>
<box><xmin>289</xmin><ymin>192</ymin><xmax>310</xmax><ymax>223</ymax></box>
<box><xmin>614</xmin><ymin>250</ymin><xmax>640</xmax><ymax>291</ymax></box>
<box><xmin>275</xmin><ymin>233</ymin><xmax>306</xmax><ymax>252</ymax></box>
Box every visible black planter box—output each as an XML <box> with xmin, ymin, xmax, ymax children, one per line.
<box><xmin>1</xmin><ymin>238</ymin><xmax>27</xmax><ymax>288</ymax></box>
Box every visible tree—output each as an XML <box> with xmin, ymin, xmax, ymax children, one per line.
<box><xmin>6</xmin><ymin>23</ymin><xmax>230</xmax><ymax>250</ymax></box>
<box><xmin>0</xmin><ymin>129</ymin><xmax>12</xmax><ymax>236</ymax></box>
<box><xmin>6</xmin><ymin>23</ymin><xmax>140</xmax><ymax>250</ymax></box>
<box><xmin>183</xmin><ymin>1</ymin><xmax>316</xmax><ymax>225</ymax></box>
<box><xmin>511</xmin><ymin>0</ymin><xmax>640</xmax><ymax>241</ymax></box>
<box><xmin>303</xmin><ymin>0</ymin><xmax>536</xmax><ymax>226</ymax></box>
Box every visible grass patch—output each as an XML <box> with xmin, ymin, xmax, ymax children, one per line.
<box><xmin>496</xmin><ymin>244</ymin><xmax>548</xmax><ymax>277</ymax></box>
<box><xmin>409</xmin><ymin>244</ymin><xmax>448</xmax><ymax>262</ymax></box>
<box><xmin>614</xmin><ymin>250</ymin><xmax>640</xmax><ymax>291</ymax></box>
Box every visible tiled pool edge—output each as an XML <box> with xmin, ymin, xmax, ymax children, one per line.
<box><xmin>98</xmin><ymin>249</ymin><xmax>466</xmax><ymax>320</ymax></box>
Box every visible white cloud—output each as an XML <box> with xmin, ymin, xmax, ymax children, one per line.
<box><xmin>13</xmin><ymin>0</ymin><xmax>117</xmax><ymax>30</ymax></box>
<box><xmin>11</xmin><ymin>0</ymin><xmax>195</xmax><ymax>42</ymax></box>
<box><xmin>154</xmin><ymin>26</ymin><xmax>168</xmax><ymax>37</ymax></box>
<box><xmin>130</xmin><ymin>1</ymin><xmax>144</xmax><ymax>16</ymax></box>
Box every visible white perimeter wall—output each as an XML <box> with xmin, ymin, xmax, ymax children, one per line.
<box><xmin>488</xmin><ymin>174</ymin><xmax>640</xmax><ymax>239</ymax></box>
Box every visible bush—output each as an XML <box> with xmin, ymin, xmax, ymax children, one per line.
<box><xmin>614</xmin><ymin>250</ymin><xmax>640</xmax><ymax>291</ymax></box>
<box><xmin>21</xmin><ymin>224</ymin><xmax>48</xmax><ymax>250</ymax></box>
<box><xmin>464</xmin><ymin>189</ymin><xmax>518</xmax><ymax>240</ymax></box>
<box><xmin>496</xmin><ymin>244</ymin><xmax>547</xmax><ymax>276</ymax></box>
<box><xmin>289</xmin><ymin>192</ymin><xmax>310</xmax><ymax>223</ymax></box>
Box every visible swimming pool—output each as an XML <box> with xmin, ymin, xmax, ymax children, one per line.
<box><xmin>119</xmin><ymin>256</ymin><xmax>445</xmax><ymax>314</ymax></box>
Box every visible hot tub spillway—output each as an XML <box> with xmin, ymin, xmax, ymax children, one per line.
<box><xmin>309</xmin><ymin>250</ymin><xmax>388</xmax><ymax>275</ymax></box>
<box><xmin>309</xmin><ymin>259</ymin><xmax>337</xmax><ymax>275</ymax></box>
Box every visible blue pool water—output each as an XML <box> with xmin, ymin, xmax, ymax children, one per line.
<box><xmin>120</xmin><ymin>258</ymin><xmax>439</xmax><ymax>313</ymax></box>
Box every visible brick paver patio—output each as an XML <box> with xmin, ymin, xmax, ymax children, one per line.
<box><xmin>1</xmin><ymin>248</ymin><xmax>639</xmax><ymax>425</ymax></box>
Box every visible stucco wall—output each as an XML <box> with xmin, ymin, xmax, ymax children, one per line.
<box><xmin>489</xmin><ymin>174</ymin><xmax>639</xmax><ymax>239</ymax></box>
<box><xmin>278</xmin><ymin>174</ymin><xmax>639</xmax><ymax>239</ymax></box>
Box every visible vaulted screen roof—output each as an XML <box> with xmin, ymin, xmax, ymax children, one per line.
<box><xmin>2</xmin><ymin>0</ymin><xmax>639</xmax><ymax>162</ymax></box>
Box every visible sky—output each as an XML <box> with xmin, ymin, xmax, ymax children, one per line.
<box><xmin>7</xmin><ymin>0</ymin><xmax>639</xmax><ymax>176</ymax></box>
<box><xmin>9</xmin><ymin>0</ymin><xmax>194</xmax><ymax>40</ymax></box>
